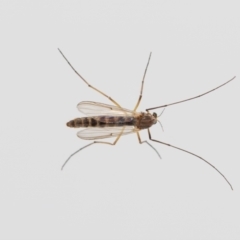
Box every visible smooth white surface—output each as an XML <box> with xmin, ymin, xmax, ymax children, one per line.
<box><xmin>0</xmin><ymin>1</ymin><xmax>240</xmax><ymax>240</ymax></box>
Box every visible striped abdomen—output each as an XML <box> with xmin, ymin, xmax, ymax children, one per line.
<box><xmin>66</xmin><ymin>116</ymin><xmax>135</xmax><ymax>128</ymax></box>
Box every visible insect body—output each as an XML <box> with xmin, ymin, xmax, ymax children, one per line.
<box><xmin>67</xmin><ymin>102</ymin><xmax>157</xmax><ymax>129</ymax></box>
<box><xmin>59</xmin><ymin>48</ymin><xmax>236</xmax><ymax>190</ymax></box>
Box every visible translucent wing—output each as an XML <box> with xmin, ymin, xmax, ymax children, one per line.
<box><xmin>77</xmin><ymin>126</ymin><xmax>139</xmax><ymax>140</ymax></box>
<box><xmin>77</xmin><ymin>101</ymin><xmax>137</xmax><ymax>117</ymax></box>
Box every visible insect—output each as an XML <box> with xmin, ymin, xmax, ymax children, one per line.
<box><xmin>58</xmin><ymin>48</ymin><xmax>236</xmax><ymax>190</ymax></box>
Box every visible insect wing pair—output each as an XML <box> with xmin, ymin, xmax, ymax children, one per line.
<box><xmin>76</xmin><ymin>101</ymin><xmax>139</xmax><ymax>140</ymax></box>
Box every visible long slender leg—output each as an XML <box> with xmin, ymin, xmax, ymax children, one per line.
<box><xmin>146</xmin><ymin>129</ymin><xmax>233</xmax><ymax>190</ymax></box>
<box><xmin>136</xmin><ymin>131</ymin><xmax>161</xmax><ymax>159</ymax></box>
<box><xmin>58</xmin><ymin>48</ymin><xmax>122</xmax><ymax>108</ymax></box>
<box><xmin>62</xmin><ymin>142</ymin><xmax>95</xmax><ymax>170</ymax></box>
<box><xmin>62</xmin><ymin>127</ymin><xmax>125</xmax><ymax>170</ymax></box>
<box><xmin>133</xmin><ymin>52</ymin><xmax>152</xmax><ymax>112</ymax></box>
<box><xmin>147</xmin><ymin>76</ymin><xmax>236</xmax><ymax>111</ymax></box>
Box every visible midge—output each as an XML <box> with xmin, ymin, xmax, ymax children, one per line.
<box><xmin>59</xmin><ymin>48</ymin><xmax>236</xmax><ymax>190</ymax></box>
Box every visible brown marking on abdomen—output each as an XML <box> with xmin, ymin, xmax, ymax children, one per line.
<box><xmin>66</xmin><ymin>118</ymin><xmax>82</xmax><ymax>128</ymax></box>
<box><xmin>66</xmin><ymin>117</ymin><xmax>91</xmax><ymax>128</ymax></box>
<box><xmin>83</xmin><ymin>118</ymin><xmax>90</xmax><ymax>127</ymax></box>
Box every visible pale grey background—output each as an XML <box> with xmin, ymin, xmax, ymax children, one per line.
<box><xmin>0</xmin><ymin>1</ymin><xmax>240</xmax><ymax>240</ymax></box>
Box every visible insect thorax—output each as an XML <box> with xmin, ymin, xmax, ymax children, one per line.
<box><xmin>135</xmin><ymin>112</ymin><xmax>157</xmax><ymax>130</ymax></box>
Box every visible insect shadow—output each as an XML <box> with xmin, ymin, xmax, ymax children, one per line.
<box><xmin>59</xmin><ymin>48</ymin><xmax>236</xmax><ymax>190</ymax></box>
